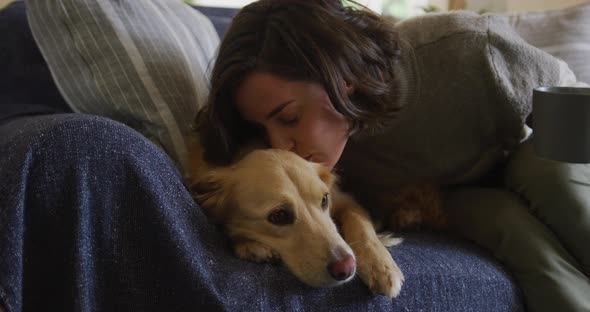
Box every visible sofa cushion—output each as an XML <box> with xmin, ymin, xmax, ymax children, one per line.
<box><xmin>507</xmin><ymin>2</ymin><xmax>590</xmax><ymax>84</ymax></box>
<box><xmin>26</xmin><ymin>0</ymin><xmax>220</xmax><ymax>173</ymax></box>
<box><xmin>0</xmin><ymin>0</ymin><xmax>72</xmax><ymax>124</ymax></box>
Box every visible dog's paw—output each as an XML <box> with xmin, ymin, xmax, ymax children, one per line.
<box><xmin>355</xmin><ymin>240</ymin><xmax>404</xmax><ymax>298</ymax></box>
<box><xmin>377</xmin><ymin>232</ymin><xmax>403</xmax><ymax>247</ymax></box>
<box><xmin>234</xmin><ymin>240</ymin><xmax>280</xmax><ymax>264</ymax></box>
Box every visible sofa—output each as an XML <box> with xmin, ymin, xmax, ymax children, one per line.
<box><xmin>1</xmin><ymin>0</ymin><xmax>586</xmax><ymax>311</ymax></box>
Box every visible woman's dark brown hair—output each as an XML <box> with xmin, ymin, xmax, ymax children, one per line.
<box><xmin>197</xmin><ymin>0</ymin><xmax>402</xmax><ymax>165</ymax></box>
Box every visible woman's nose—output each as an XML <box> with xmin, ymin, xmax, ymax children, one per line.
<box><xmin>267</xmin><ymin>130</ymin><xmax>295</xmax><ymax>151</ymax></box>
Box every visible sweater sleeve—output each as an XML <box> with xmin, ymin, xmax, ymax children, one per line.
<box><xmin>486</xmin><ymin>14</ymin><xmax>565</xmax><ymax>148</ymax></box>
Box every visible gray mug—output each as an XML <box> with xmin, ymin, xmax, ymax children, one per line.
<box><xmin>533</xmin><ymin>86</ymin><xmax>590</xmax><ymax>163</ymax></box>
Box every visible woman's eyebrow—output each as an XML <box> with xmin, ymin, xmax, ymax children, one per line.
<box><xmin>266</xmin><ymin>100</ymin><xmax>295</xmax><ymax>120</ymax></box>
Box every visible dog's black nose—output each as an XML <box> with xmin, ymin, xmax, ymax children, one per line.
<box><xmin>327</xmin><ymin>254</ymin><xmax>356</xmax><ymax>281</ymax></box>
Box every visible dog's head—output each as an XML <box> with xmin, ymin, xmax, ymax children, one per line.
<box><xmin>191</xmin><ymin>149</ymin><xmax>355</xmax><ymax>287</ymax></box>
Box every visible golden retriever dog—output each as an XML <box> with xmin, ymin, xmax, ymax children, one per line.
<box><xmin>187</xmin><ymin>142</ymin><xmax>404</xmax><ymax>298</ymax></box>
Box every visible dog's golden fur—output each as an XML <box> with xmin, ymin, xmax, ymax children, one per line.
<box><xmin>187</xmin><ymin>137</ymin><xmax>445</xmax><ymax>298</ymax></box>
<box><xmin>379</xmin><ymin>183</ymin><xmax>447</xmax><ymax>232</ymax></box>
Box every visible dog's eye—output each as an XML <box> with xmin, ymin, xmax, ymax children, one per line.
<box><xmin>267</xmin><ymin>208</ymin><xmax>294</xmax><ymax>226</ymax></box>
<box><xmin>321</xmin><ymin>193</ymin><xmax>329</xmax><ymax>210</ymax></box>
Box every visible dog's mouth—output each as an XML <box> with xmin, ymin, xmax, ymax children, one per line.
<box><xmin>304</xmin><ymin>154</ymin><xmax>313</xmax><ymax>161</ymax></box>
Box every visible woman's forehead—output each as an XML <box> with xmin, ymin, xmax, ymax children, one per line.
<box><xmin>235</xmin><ymin>72</ymin><xmax>297</xmax><ymax>115</ymax></box>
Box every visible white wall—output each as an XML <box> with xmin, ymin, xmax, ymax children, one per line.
<box><xmin>430</xmin><ymin>0</ymin><xmax>450</xmax><ymax>10</ymax></box>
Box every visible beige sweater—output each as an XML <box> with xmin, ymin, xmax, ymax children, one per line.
<box><xmin>338</xmin><ymin>11</ymin><xmax>578</xmax><ymax>203</ymax></box>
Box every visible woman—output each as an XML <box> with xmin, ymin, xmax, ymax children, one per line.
<box><xmin>197</xmin><ymin>0</ymin><xmax>590</xmax><ymax>311</ymax></box>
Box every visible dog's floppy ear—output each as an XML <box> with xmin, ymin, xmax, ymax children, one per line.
<box><xmin>312</xmin><ymin>163</ymin><xmax>336</xmax><ymax>188</ymax></box>
<box><xmin>190</xmin><ymin>168</ymin><xmax>233</xmax><ymax>223</ymax></box>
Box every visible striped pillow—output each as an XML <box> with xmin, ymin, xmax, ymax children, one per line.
<box><xmin>506</xmin><ymin>2</ymin><xmax>590</xmax><ymax>84</ymax></box>
<box><xmin>26</xmin><ymin>0</ymin><xmax>220</xmax><ymax>173</ymax></box>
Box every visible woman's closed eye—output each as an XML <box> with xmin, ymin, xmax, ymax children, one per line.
<box><xmin>275</xmin><ymin>104</ymin><xmax>301</xmax><ymax>126</ymax></box>
<box><xmin>277</xmin><ymin>114</ymin><xmax>300</xmax><ymax>126</ymax></box>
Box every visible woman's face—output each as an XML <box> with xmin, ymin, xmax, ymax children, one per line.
<box><xmin>235</xmin><ymin>71</ymin><xmax>350</xmax><ymax>169</ymax></box>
